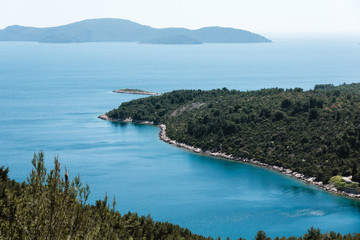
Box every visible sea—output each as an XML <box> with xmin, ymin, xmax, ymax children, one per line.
<box><xmin>0</xmin><ymin>35</ymin><xmax>360</xmax><ymax>239</ymax></box>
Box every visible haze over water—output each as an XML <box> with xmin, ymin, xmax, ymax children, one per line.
<box><xmin>1</xmin><ymin>37</ymin><xmax>360</xmax><ymax>239</ymax></box>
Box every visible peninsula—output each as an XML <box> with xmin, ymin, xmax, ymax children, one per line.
<box><xmin>0</xmin><ymin>18</ymin><xmax>271</xmax><ymax>44</ymax></box>
<box><xmin>113</xmin><ymin>88</ymin><xmax>159</xmax><ymax>95</ymax></box>
<box><xmin>101</xmin><ymin>83</ymin><xmax>360</xmax><ymax>199</ymax></box>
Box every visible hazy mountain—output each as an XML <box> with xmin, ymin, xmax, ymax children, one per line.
<box><xmin>0</xmin><ymin>18</ymin><xmax>271</xmax><ymax>44</ymax></box>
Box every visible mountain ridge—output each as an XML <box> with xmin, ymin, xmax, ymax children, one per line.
<box><xmin>0</xmin><ymin>18</ymin><xmax>271</xmax><ymax>44</ymax></box>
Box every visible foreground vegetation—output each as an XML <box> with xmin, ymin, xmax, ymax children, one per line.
<box><xmin>1</xmin><ymin>153</ymin><xmax>360</xmax><ymax>239</ymax></box>
<box><xmin>0</xmin><ymin>152</ymin><xmax>207</xmax><ymax>240</ymax></box>
<box><xmin>107</xmin><ymin>83</ymin><xmax>360</xmax><ymax>185</ymax></box>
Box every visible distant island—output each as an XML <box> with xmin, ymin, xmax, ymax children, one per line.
<box><xmin>113</xmin><ymin>88</ymin><xmax>159</xmax><ymax>95</ymax></box>
<box><xmin>0</xmin><ymin>18</ymin><xmax>271</xmax><ymax>44</ymax></box>
<box><xmin>103</xmin><ymin>83</ymin><xmax>360</xmax><ymax>199</ymax></box>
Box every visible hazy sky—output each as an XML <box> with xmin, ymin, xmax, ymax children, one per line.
<box><xmin>0</xmin><ymin>0</ymin><xmax>359</xmax><ymax>33</ymax></box>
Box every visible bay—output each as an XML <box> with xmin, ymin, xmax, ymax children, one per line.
<box><xmin>0</xmin><ymin>37</ymin><xmax>360</xmax><ymax>239</ymax></box>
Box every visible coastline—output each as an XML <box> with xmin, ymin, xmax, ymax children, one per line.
<box><xmin>98</xmin><ymin>114</ymin><xmax>360</xmax><ymax>200</ymax></box>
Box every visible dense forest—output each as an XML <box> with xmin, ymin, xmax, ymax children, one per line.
<box><xmin>107</xmin><ymin>83</ymin><xmax>360</xmax><ymax>185</ymax></box>
<box><xmin>1</xmin><ymin>153</ymin><xmax>360</xmax><ymax>239</ymax></box>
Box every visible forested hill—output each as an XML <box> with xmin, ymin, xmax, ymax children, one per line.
<box><xmin>0</xmin><ymin>18</ymin><xmax>271</xmax><ymax>43</ymax></box>
<box><xmin>107</xmin><ymin>83</ymin><xmax>360</xmax><ymax>184</ymax></box>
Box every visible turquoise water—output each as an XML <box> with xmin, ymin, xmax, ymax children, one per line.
<box><xmin>0</xmin><ymin>38</ymin><xmax>360</xmax><ymax>239</ymax></box>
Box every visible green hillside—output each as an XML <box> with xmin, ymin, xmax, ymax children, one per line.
<box><xmin>107</xmin><ymin>83</ymin><xmax>360</xmax><ymax>184</ymax></box>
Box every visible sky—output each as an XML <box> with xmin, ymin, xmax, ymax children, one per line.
<box><xmin>0</xmin><ymin>0</ymin><xmax>359</xmax><ymax>34</ymax></box>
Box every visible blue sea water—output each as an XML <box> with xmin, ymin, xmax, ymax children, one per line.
<box><xmin>0</xmin><ymin>37</ymin><xmax>360</xmax><ymax>239</ymax></box>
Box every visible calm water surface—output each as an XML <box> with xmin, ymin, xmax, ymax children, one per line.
<box><xmin>0</xmin><ymin>38</ymin><xmax>360</xmax><ymax>239</ymax></box>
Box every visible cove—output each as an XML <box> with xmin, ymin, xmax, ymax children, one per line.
<box><xmin>1</xmin><ymin>40</ymin><xmax>360</xmax><ymax>239</ymax></box>
<box><xmin>100</xmin><ymin>122</ymin><xmax>360</xmax><ymax>239</ymax></box>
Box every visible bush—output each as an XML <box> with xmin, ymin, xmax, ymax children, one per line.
<box><xmin>329</xmin><ymin>175</ymin><xmax>359</xmax><ymax>191</ymax></box>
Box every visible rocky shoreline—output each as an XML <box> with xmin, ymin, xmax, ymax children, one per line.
<box><xmin>98</xmin><ymin>114</ymin><xmax>360</xmax><ymax>200</ymax></box>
